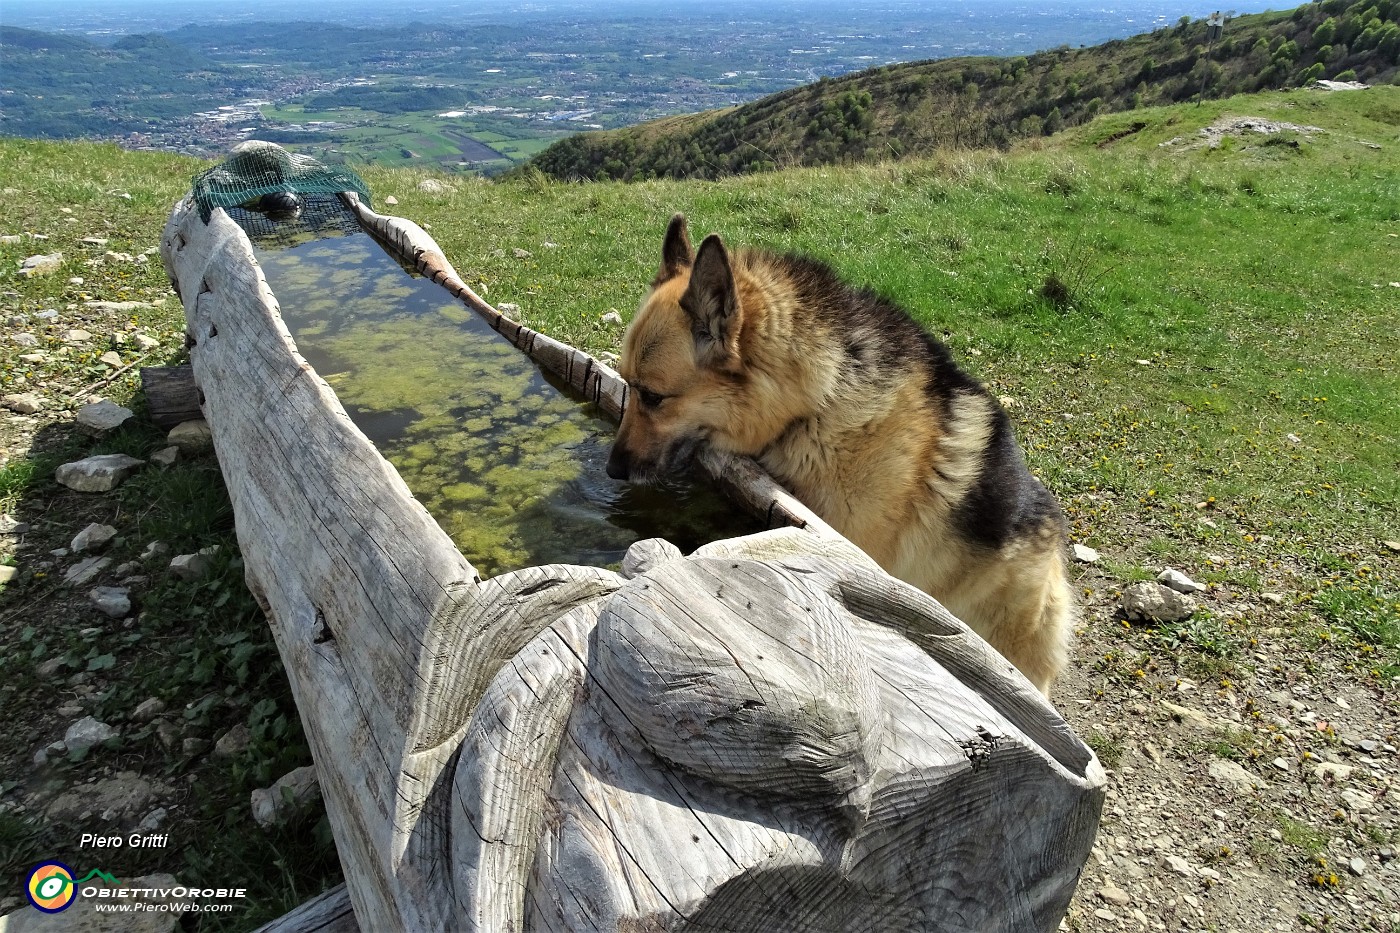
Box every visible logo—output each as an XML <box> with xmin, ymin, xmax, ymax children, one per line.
<box><xmin>26</xmin><ymin>862</ymin><xmax>77</xmax><ymax>913</ymax></box>
<box><xmin>25</xmin><ymin>863</ymin><xmax>122</xmax><ymax>913</ymax></box>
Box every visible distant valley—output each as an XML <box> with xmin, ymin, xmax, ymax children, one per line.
<box><xmin>1</xmin><ymin>0</ymin><xmax>1278</xmax><ymax>172</ymax></box>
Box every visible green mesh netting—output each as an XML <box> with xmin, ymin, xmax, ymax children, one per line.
<box><xmin>191</xmin><ymin>141</ymin><xmax>372</xmax><ymax>222</ymax></box>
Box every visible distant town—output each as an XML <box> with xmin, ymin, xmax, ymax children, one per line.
<box><xmin>1</xmin><ymin>0</ymin><xmax>1279</xmax><ymax>170</ymax></box>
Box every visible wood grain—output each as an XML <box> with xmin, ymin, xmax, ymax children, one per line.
<box><xmin>164</xmin><ymin>192</ymin><xmax>1104</xmax><ymax>932</ymax></box>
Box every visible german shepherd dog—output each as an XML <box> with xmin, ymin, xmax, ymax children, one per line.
<box><xmin>606</xmin><ymin>215</ymin><xmax>1073</xmax><ymax>694</ymax></box>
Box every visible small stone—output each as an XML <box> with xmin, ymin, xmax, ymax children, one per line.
<box><xmin>64</xmin><ymin>716</ymin><xmax>117</xmax><ymax>754</ymax></box>
<box><xmin>498</xmin><ymin>302</ymin><xmax>521</xmax><ymax>315</ymax></box>
<box><xmin>1121</xmin><ymin>581</ymin><xmax>1196</xmax><ymax>623</ymax></box>
<box><xmin>1157</xmin><ymin>567</ymin><xmax>1207</xmax><ymax>595</ymax></box>
<box><xmin>1098</xmin><ymin>885</ymin><xmax>1131</xmax><ymax>907</ymax></box>
<box><xmin>132</xmin><ymin>333</ymin><xmax>161</xmax><ymax>351</ymax></box>
<box><xmin>167</xmin><ymin>419</ymin><xmax>214</xmax><ymax>454</ymax></box>
<box><xmin>1383</xmin><ymin>540</ymin><xmax>1400</xmax><ymax>553</ymax></box>
<box><xmin>182</xmin><ymin>738</ymin><xmax>210</xmax><ymax>756</ymax></box>
<box><xmin>601</xmin><ymin>310</ymin><xmax>623</xmax><ymax>325</ymax></box>
<box><xmin>1271</xmin><ymin>756</ymin><xmax>1291</xmax><ymax>772</ymax></box>
<box><xmin>1072</xmin><ymin>543</ymin><xmax>1100</xmax><ymax>563</ymax></box>
<box><xmin>63</xmin><ymin>328</ymin><xmax>93</xmax><ymax>343</ymax></box>
<box><xmin>71</xmin><ymin>522</ymin><xmax>118</xmax><ymax>553</ymax></box>
<box><xmin>84</xmin><ymin>300</ymin><xmax>152</xmax><ymax>313</ymax></box>
<box><xmin>9</xmin><ymin>332</ymin><xmax>39</xmax><ymax>347</ymax></box>
<box><xmin>1348</xmin><ymin>857</ymin><xmax>1366</xmax><ymax>876</ymax></box>
<box><xmin>0</xmin><ymin>565</ymin><xmax>17</xmax><ymax>585</ymax></box>
<box><xmin>2</xmin><ymin>393</ymin><xmax>44</xmax><ymax>414</ymax></box>
<box><xmin>56</xmin><ymin>453</ymin><xmax>145</xmax><ymax>492</ymax></box>
<box><xmin>131</xmin><ymin>697</ymin><xmax>167</xmax><ymax>722</ymax></box>
<box><xmin>33</xmin><ymin>748</ymin><xmax>49</xmax><ymax>768</ymax></box>
<box><xmin>19</xmin><ymin>252</ymin><xmax>63</xmax><ymax>277</ymax></box>
<box><xmin>1260</xmin><ymin>592</ymin><xmax>1285</xmax><ymax>605</ymax></box>
<box><xmin>19</xmin><ymin>352</ymin><xmax>48</xmax><ymax>363</ymax></box>
<box><xmin>1209</xmin><ymin>759</ymin><xmax>1269</xmax><ymax>794</ymax></box>
<box><xmin>98</xmin><ymin>350</ymin><xmax>124</xmax><ymax>369</ymax></box>
<box><xmin>214</xmin><ymin>723</ymin><xmax>251</xmax><ymax>759</ymax></box>
<box><xmin>512</xmin><ymin>247</ymin><xmax>532</xmax><ymax>259</ymax></box>
<box><xmin>384</xmin><ymin>195</ymin><xmax>399</xmax><ymax>205</ymax></box>
<box><xmin>89</xmin><ymin>585</ymin><xmax>132</xmax><ymax>619</ymax></box>
<box><xmin>1161</xmin><ymin>701</ymin><xmax>1231</xmax><ymax>733</ymax></box>
<box><xmin>417</xmin><ymin>179</ymin><xmax>451</xmax><ymax>194</ymax></box>
<box><xmin>64</xmin><ymin>556</ymin><xmax>112</xmax><ymax>587</ymax></box>
<box><xmin>69</xmin><ymin>276</ymin><xmax>84</xmax><ymax>285</ymax></box>
<box><xmin>251</xmin><ymin>765</ymin><xmax>321</xmax><ymax>828</ymax></box>
<box><xmin>141</xmin><ymin>540</ymin><xmax>169</xmax><ymax>561</ymax></box>
<box><xmin>138</xmin><ymin>807</ymin><xmax>168</xmax><ymax>832</ymax></box>
<box><xmin>36</xmin><ymin>309</ymin><xmax>59</xmax><ymax>320</ymax></box>
<box><xmin>1094</xmin><ymin>908</ymin><xmax>1117</xmax><ymax>922</ymax></box>
<box><xmin>150</xmin><ymin>445</ymin><xmax>180</xmax><ymax>467</ymax></box>
<box><xmin>36</xmin><ymin>657</ymin><xmax>66</xmax><ymax>678</ymax></box>
<box><xmin>80</xmin><ymin>236</ymin><xmax>110</xmax><ymax>247</ymax></box>
<box><xmin>169</xmin><ymin>546</ymin><xmax>219</xmax><ymax>581</ymax></box>
<box><xmin>0</xmin><ymin>514</ymin><xmax>31</xmax><ymax>535</ymax></box>
<box><xmin>1358</xmin><ymin>738</ymin><xmax>1381</xmax><ymax>754</ymax></box>
<box><xmin>1312</xmin><ymin>762</ymin><xmax>1354</xmax><ymax>783</ymax></box>
<box><xmin>1340</xmin><ymin>787</ymin><xmax>1375</xmax><ymax>812</ymax></box>
<box><xmin>75</xmin><ymin>400</ymin><xmax>135</xmax><ymax>436</ymax></box>
<box><xmin>155</xmin><ymin>721</ymin><xmax>180</xmax><ymax>750</ymax></box>
<box><xmin>1164</xmin><ymin>854</ymin><xmax>1196</xmax><ymax>877</ymax></box>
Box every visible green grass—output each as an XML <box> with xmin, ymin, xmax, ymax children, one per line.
<box><xmin>362</xmin><ymin>87</ymin><xmax>1399</xmax><ymax>517</ymax></box>
<box><xmin>1</xmin><ymin>81</ymin><xmax>1397</xmax><ymax>923</ymax></box>
<box><xmin>352</xmin><ymin>85</ymin><xmax>1399</xmax><ymax>680</ymax></box>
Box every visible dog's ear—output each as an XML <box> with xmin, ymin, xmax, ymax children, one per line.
<box><xmin>653</xmin><ymin>213</ymin><xmax>693</xmax><ymax>286</ymax></box>
<box><xmin>681</xmin><ymin>234</ymin><xmax>742</xmax><ymax>370</ymax></box>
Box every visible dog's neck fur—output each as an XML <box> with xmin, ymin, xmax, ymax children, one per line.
<box><xmin>728</xmin><ymin>251</ymin><xmax>936</xmax><ymax>535</ymax></box>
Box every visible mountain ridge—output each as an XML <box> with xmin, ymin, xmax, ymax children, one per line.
<box><xmin>525</xmin><ymin>1</ymin><xmax>1400</xmax><ymax>181</ymax></box>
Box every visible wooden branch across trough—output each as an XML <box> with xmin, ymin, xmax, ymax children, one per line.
<box><xmin>161</xmin><ymin>191</ymin><xmax>1105</xmax><ymax>932</ymax></box>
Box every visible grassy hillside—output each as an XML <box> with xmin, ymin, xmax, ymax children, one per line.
<box><xmin>370</xmin><ymin>84</ymin><xmax>1400</xmax><ymax>679</ymax></box>
<box><xmin>1</xmin><ymin>84</ymin><xmax>1397</xmax><ymax>925</ymax></box>
<box><xmin>528</xmin><ymin>0</ymin><xmax>1400</xmax><ymax>181</ymax></box>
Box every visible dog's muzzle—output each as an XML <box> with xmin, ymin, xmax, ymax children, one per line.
<box><xmin>605</xmin><ymin>444</ymin><xmax>631</xmax><ymax>480</ymax></box>
<box><xmin>606</xmin><ymin>434</ymin><xmax>702</xmax><ymax>484</ymax></box>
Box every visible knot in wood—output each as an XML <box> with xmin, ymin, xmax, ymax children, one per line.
<box><xmin>594</xmin><ymin>556</ymin><xmax>883</xmax><ymax>805</ymax></box>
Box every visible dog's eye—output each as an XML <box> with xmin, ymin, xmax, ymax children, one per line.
<box><xmin>638</xmin><ymin>388</ymin><xmax>665</xmax><ymax>408</ymax></box>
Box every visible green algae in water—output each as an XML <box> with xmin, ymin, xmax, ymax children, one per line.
<box><xmin>240</xmin><ymin>206</ymin><xmax>760</xmax><ymax>578</ymax></box>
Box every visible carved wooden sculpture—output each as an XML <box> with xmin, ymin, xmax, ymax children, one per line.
<box><xmin>161</xmin><ymin>189</ymin><xmax>1104</xmax><ymax>932</ymax></box>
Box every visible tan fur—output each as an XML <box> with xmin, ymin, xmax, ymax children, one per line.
<box><xmin>608</xmin><ymin>215</ymin><xmax>1073</xmax><ymax>694</ymax></box>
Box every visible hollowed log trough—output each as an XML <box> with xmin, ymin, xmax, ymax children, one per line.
<box><xmin>160</xmin><ymin>193</ymin><xmax>1105</xmax><ymax>932</ymax></box>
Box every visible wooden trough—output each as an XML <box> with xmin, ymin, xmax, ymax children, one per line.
<box><xmin>160</xmin><ymin>187</ymin><xmax>1106</xmax><ymax>932</ymax></box>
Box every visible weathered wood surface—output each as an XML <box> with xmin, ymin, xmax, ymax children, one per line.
<box><xmin>164</xmin><ymin>192</ymin><xmax>1105</xmax><ymax>932</ymax></box>
<box><xmin>252</xmin><ymin>883</ymin><xmax>357</xmax><ymax>933</ymax></box>
<box><xmin>139</xmin><ymin>363</ymin><xmax>201</xmax><ymax>430</ymax></box>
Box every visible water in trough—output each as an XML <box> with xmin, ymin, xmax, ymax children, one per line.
<box><xmin>233</xmin><ymin>198</ymin><xmax>760</xmax><ymax>578</ymax></box>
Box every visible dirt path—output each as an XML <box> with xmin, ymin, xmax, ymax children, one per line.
<box><xmin>1059</xmin><ymin>555</ymin><xmax>1399</xmax><ymax>932</ymax></box>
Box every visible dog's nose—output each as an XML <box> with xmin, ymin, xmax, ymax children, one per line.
<box><xmin>605</xmin><ymin>446</ymin><xmax>630</xmax><ymax>480</ymax></box>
